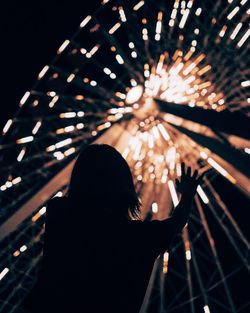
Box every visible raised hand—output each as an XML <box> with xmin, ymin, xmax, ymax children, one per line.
<box><xmin>175</xmin><ymin>162</ymin><xmax>203</xmax><ymax>198</ymax></box>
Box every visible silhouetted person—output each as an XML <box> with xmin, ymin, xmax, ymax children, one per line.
<box><xmin>21</xmin><ymin>144</ymin><xmax>203</xmax><ymax>313</ymax></box>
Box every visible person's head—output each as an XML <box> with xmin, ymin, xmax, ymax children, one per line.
<box><xmin>68</xmin><ymin>144</ymin><xmax>141</xmax><ymax>220</ymax></box>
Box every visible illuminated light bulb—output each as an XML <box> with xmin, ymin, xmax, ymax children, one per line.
<box><xmin>197</xmin><ymin>185</ymin><xmax>209</xmax><ymax>204</ymax></box>
<box><xmin>90</xmin><ymin>80</ymin><xmax>97</xmax><ymax>86</ymax></box>
<box><xmin>168</xmin><ymin>180</ymin><xmax>179</xmax><ymax>207</ymax></box>
<box><xmin>20</xmin><ymin>91</ymin><xmax>30</xmax><ymax>106</ymax></box>
<box><xmin>6</xmin><ymin>181</ymin><xmax>12</xmax><ymax>188</ymax></box>
<box><xmin>32</xmin><ymin>121</ymin><xmax>42</xmax><ymax>135</ymax></box>
<box><xmin>0</xmin><ymin>268</ymin><xmax>9</xmax><ymax>281</ymax></box>
<box><xmin>64</xmin><ymin>147</ymin><xmax>76</xmax><ymax>156</ymax></box>
<box><xmin>3</xmin><ymin>119</ymin><xmax>13</xmax><ymax>134</ymax></box>
<box><xmin>119</xmin><ymin>6</ymin><xmax>126</xmax><ymax>22</ymax></box>
<box><xmin>244</xmin><ymin>148</ymin><xmax>250</xmax><ymax>154</ymax></box>
<box><xmin>237</xmin><ymin>29</ymin><xmax>250</xmax><ymax>47</ymax></box>
<box><xmin>12</xmin><ymin>177</ymin><xmax>21</xmax><ymax>185</ymax></box>
<box><xmin>92</xmin><ymin>130</ymin><xmax>97</xmax><ymax>136</ymax></box>
<box><xmin>54</xmin><ymin>191</ymin><xmax>63</xmax><ymax>198</ymax></box>
<box><xmin>185</xmin><ymin>249</ymin><xmax>191</xmax><ymax>260</ymax></box>
<box><xmin>13</xmin><ymin>250</ymin><xmax>20</xmax><ymax>257</ymax></box>
<box><xmin>80</xmin><ymin>15</ymin><xmax>92</xmax><ymax>28</ymax></box>
<box><xmin>203</xmin><ymin>305</ymin><xmax>210</xmax><ymax>313</ymax></box>
<box><xmin>227</xmin><ymin>6</ymin><xmax>240</xmax><ymax>20</ymax></box>
<box><xmin>20</xmin><ymin>245</ymin><xmax>27</xmax><ymax>252</ymax></box>
<box><xmin>80</xmin><ymin>48</ymin><xmax>87</xmax><ymax>54</ymax></box>
<box><xmin>89</xmin><ymin>45</ymin><xmax>99</xmax><ymax>56</ymax></box>
<box><xmin>60</xmin><ymin>112</ymin><xmax>76</xmax><ymax>118</ymax></box>
<box><xmin>152</xmin><ymin>202</ymin><xmax>158</xmax><ymax>213</ymax></box>
<box><xmin>85</xmin><ymin>52</ymin><xmax>91</xmax><ymax>58</ymax></box>
<box><xmin>57</xmin><ymin>40</ymin><xmax>70</xmax><ymax>54</ymax></box>
<box><xmin>179</xmin><ymin>9</ymin><xmax>190</xmax><ymax>28</ymax></box>
<box><xmin>53</xmin><ymin>151</ymin><xmax>64</xmax><ymax>160</ymax></box>
<box><xmin>67</xmin><ymin>73</ymin><xmax>75</xmax><ymax>83</ymax></box>
<box><xmin>195</xmin><ymin>8</ymin><xmax>202</xmax><ymax>16</ymax></box>
<box><xmin>116</xmin><ymin>54</ymin><xmax>124</xmax><ymax>64</ymax></box>
<box><xmin>17</xmin><ymin>148</ymin><xmax>26</xmax><ymax>162</ymax></box>
<box><xmin>133</xmin><ymin>1</ymin><xmax>144</xmax><ymax>11</ymax></box>
<box><xmin>0</xmin><ymin>185</ymin><xmax>7</xmax><ymax>191</ymax></box>
<box><xmin>230</xmin><ymin>23</ymin><xmax>243</xmax><ymax>40</ymax></box>
<box><xmin>16</xmin><ymin>136</ymin><xmax>34</xmax><ymax>144</ymax></box>
<box><xmin>109</xmin><ymin>22</ymin><xmax>121</xmax><ymax>34</ymax></box>
<box><xmin>131</xmin><ymin>51</ymin><xmax>137</xmax><ymax>58</ymax></box>
<box><xmin>110</xmin><ymin>73</ymin><xmax>116</xmax><ymax>79</ymax></box>
<box><xmin>55</xmin><ymin>138</ymin><xmax>73</xmax><ymax>149</ymax></box>
<box><xmin>194</xmin><ymin>28</ymin><xmax>199</xmax><ymax>34</ymax></box>
<box><xmin>207</xmin><ymin>158</ymin><xmax>236</xmax><ymax>184</ymax></box>
<box><xmin>38</xmin><ymin>65</ymin><xmax>49</xmax><ymax>79</ymax></box>
<box><xmin>76</xmin><ymin>123</ymin><xmax>84</xmax><ymax>129</ymax></box>
<box><xmin>126</xmin><ymin>86</ymin><xmax>143</xmax><ymax>104</ymax></box>
<box><xmin>104</xmin><ymin>67</ymin><xmax>111</xmax><ymax>75</ymax></box>
<box><xmin>163</xmin><ymin>251</ymin><xmax>169</xmax><ymax>273</ymax></box>
<box><xmin>219</xmin><ymin>25</ymin><xmax>227</xmax><ymax>38</ymax></box>
<box><xmin>241</xmin><ymin>80</ymin><xmax>250</xmax><ymax>87</ymax></box>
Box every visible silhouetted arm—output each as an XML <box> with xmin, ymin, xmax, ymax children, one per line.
<box><xmin>146</xmin><ymin>163</ymin><xmax>204</xmax><ymax>254</ymax></box>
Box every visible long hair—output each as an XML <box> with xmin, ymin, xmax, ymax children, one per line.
<box><xmin>68</xmin><ymin>144</ymin><xmax>141</xmax><ymax>220</ymax></box>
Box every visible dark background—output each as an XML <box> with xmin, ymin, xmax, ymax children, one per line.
<box><xmin>0</xmin><ymin>0</ymin><xmax>101</xmax><ymax>129</ymax></box>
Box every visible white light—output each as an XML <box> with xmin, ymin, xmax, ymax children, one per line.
<box><xmin>60</xmin><ymin>112</ymin><xmax>76</xmax><ymax>118</ymax></box>
<box><xmin>230</xmin><ymin>23</ymin><xmax>243</xmax><ymax>40</ymax></box>
<box><xmin>119</xmin><ymin>7</ymin><xmax>127</xmax><ymax>22</ymax></box>
<box><xmin>244</xmin><ymin>148</ymin><xmax>250</xmax><ymax>154</ymax></box>
<box><xmin>80</xmin><ymin>15</ymin><xmax>92</xmax><ymax>28</ymax></box>
<box><xmin>208</xmin><ymin>158</ymin><xmax>236</xmax><ymax>184</ymax></box>
<box><xmin>109</xmin><ymin>22</ymin><xmax>121</xmax><ymax>34</ymax></box>
<box><xmin>39</xmin><ymin>206</ymin><xmax>47</xmax><ymax>215</ymax></box>
<box><xmin>77</xmin><ymin>111</ymin><xmax>85</xmax><ymax>117</ymax></box>
<box><xmin>185</xmin><ymin>250</ymin><xmax>192</xmax><ymax>260</ymax></box>
<box><xmin>57</xmin><ymin>40</ymin><xmax>70</xmax><ymax>54</ymax></box>
<box><xmin>129</xmin><ymin>42</ymin><xmax>135</xmax><ymax>49</ymax></box>
<box><xmin>16</xmin><ymin>136</ymin><xmax>34</xmax><ymax>144</ymax></box>
<box><xmin>241</xmin><ymin>80</ymin><xmax>250</xmax><ymax>87</ymax></box>
<box><xmin>80</xmin><ymin>48</ymin><xmax>87</xmax><ymax>54</ymax></box>
<box><xmin>204</xmin><ymin>305</ymin><xmax>211</xmax><ymax>313</ymax></box>
<box><xmin>152</xmin><ymin>202</ymin><xmax>158</xmax><ymax>213</ymax></box>
<box><xmin>104</xmin><ymin>67</ymin><xmax>111</xmax><ymax>75</ymax></box>
<box><xmin>168</xmin><ymin>180</ymin><xmax>179</xmax><ymax>207</ymax></box>
<box><xmin>55</xmin><ymin>138</ymin><xmax>73</xmax><ymax>149</ymax></box>
<box><xmin>126</xmin><ymin>86</ymin><xmax>143</xmax><ymax>104</ymax></box>
<box><xmin>133</xmin><ymin>1</ymin><xmax>144</xmax><ymax>11</ymax></box>
<box><xmin>0</xmin><ymin>268</ymin><xmax>9</xmax><ymax>281</ymax></box>
<box><xmin>197</xmin><ymin>185</ymin><xmax>209</xmax><ymax>204</ymax></box>
<box><xmin>67</xmin><ymin>73</ymin><xmax>75</xmax><ymax>83</ymax></box>
<box><xmin>163</xmin><ymin>252</ymin><xmax>169</xmax><ymax>262</ymax></box>
<box><xmin>131</xmin><ymin>51</ymin><xmax>137</xmax><ymax>58</ymax></box>
<box><xmin>195</xmin><ymin>8</ymin><xmax>202</xmax><ymax>16</ymax></box>
<box><xmin>3</xmin><ymin>119</ymin><xmax>13</xmax><ymax>134</ymax></box>
<box><xmin>54</xmin><ymin>151</ymin><xmax>64</xmax><ymax>160</ymax></box>
<box><xmin>110</xmin><ymin>73</ymin><xmax>116</xmax><ymax>79</ymax></box>
<box><xmin>20</xmin><ymin>91</ymin><xmax>30</xmax><ymax>106</ymax></box>
<box><xmin>116</xmin><ymin>54</ymin><xmax>124</xmax><ymax>64</ymax></box>
<box><xmin>90</xmin><ymin>80</ymin><xmax>97</xmax><ymax>86</ymax></box>
<box><xmin>12</xmin><ymin>177</ymin><xmax>21</xmax><ymax>185</ymax></box>
<box><xmin>64</xmin><ymin>147</ymin><xmax>76</xmax><ymax>156</ymax></box>
<box><xmin>237</xmin><ymin>29</ymin><xmax>250</xmax><ymax>47</ymax></box>
<box><xmin>179</xmin><ymin>9</ymin><xmax>190</xmax><ymax>28</ymax></box>
<box><xmin>32</xmin><ymin>121</ymin><xmax>42</xmax><ymax>135</ymax></box>
<box><xmin>17</xmin><ymin>148</ymin><xmax>26</xmax><ymax>162</ymax></box>
<box><xmin>227</xmin><ymin>6</ymin><xmax>240</xmax><ymax>20</ymax></box>
<box><xmin>38</xmin><ymin>65</ymin><xmax>49</xmax><ymax>79</ymax></box>
<box><xmin>20</xmin><ymin>245</ymin><xmax>27</xmax><ymax>252</ymax></box>
<box><xmin>76</xmin><ymin>123</ymin><xmax>84</xmax><ymax>129</ymax></box>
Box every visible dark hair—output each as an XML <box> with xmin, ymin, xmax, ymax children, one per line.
<box><xmin>68</xmin><ymin>144</ymin><xmax>141</xmax><ymax>220</ymax></box>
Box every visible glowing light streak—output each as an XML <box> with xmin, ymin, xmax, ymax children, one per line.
<box><xmin>133</xmin><ymin>1</ymin><xmax>144</xmax><ymax>11</ymax></box>
<box><xmin>32</xmin><ymin>121</ymin><xmax>42</xmax><ymax>135</ymax></box>
<box><xmin>20</xmin><ymin>245</ymin><xmax>27</xmax><ymax>252</ymax></box>
<box><xmin>60</xmin><ymin>112</ymin><xmax>77</xmax><ymax>118</ymax></box>
<box><xmin>230</xmin><ymin>23</ymin><xmax>243</xmax><ymax>40</ymax></box>
<box><xmin>64</xmin><ymin>147</ymin><xmax>76</xmax><ymax>156</ymax></box>
<box><xmin>168</xmin><ymin>180</ymin><xmax>179</xmax><ymax>207</ymax></box>
<box><xmin>152</xmin><ymin>202</ymin><xmax>158</xmax><ymax>213</ymax></box>
<box><xmin>115</xmin><ymin>54</ymin><xmax>124</xmax><ymax>64</ymax></box>
<box><xmin>17</xmin><ymin>148</ymin><xmax>26</xmax><ymax>162</ymax></box>
<box><xmin>179</xmin><ymin>9</ymin><xmax>190</xmax><ymax>29</ymax></box>
<box><xmin>126</xmin><ymin>86</ymin><xmax>143</xmax><ymax>104</ymax></box>
<box><xmin>198</xmin><ymin>65</ymin><xmax>211</xmax><ymax>76</ymax></box>
<box><xmin>195</xmin><ymin>8</ymin><xmax>202</xmax><ymax>16</ymax></box>
<box><xmin>244</xmin><ymin>148</ymin><xmax>250</xmax><ymax>154</ymax></box>
<box><xmin>16</xmin><ymin>136</ymin><xmax>34</xmax><ymax>144</ymax></box>
<box><xmin>204</xmin><ymin>305</ymin><xmax>211</xmax><ymax>313</ymax></box>
<box><xmin>208</xmin><ymin>158</ymin><xmax>236</xmax><ymax>184</ymax></box>
<box><xmin>227</xmin><ymin>6</ymin><xmax>240</xmax><ymax>20</ymax></box>
<box><xmin>80</xmin><ymin>15</ymin><xmax>92</xmax><ymax>28</ymax></box>
<box><xmin>12</xmin><ymin>177</ymin><xmax>21</xmax><ymax>185</ymax></box>
<box><xmin>20</xmin><ymin>91</ymin><xmax>30</xmax><ymax>106</ymax></box>
<box><xmin>57</xmin><ymin>40</ymin><xmax>70</xmax><ymax>54</ymax></box>
<box><xmin>241</xmin><ymin>80</ymin><xmax>250</xmax><ymax>87</ymax></box>
<box><xmin>67</xmin><ymin>73</ymin><xmax>75</xmax><ymax>83</ymax></box>
<box><xmin>38</xmin><ymin>65</ymin><xmax>49</xmax><ymax>79</ymax></box>
<box><xmin>119</xmin><ymin>7</ymin><xmax>126</xmax><ymax>22</ymax></box>
<box><xmin>219</xmin><ymin>25</ymin><xmax>227</xmax><ymax>37</ymax></box>
<box><xmin>237</xmin><ymin>28</ymin><xmax>250</xmax><ymax>47</ymax></box>
<box><xmin>3</xmin><ymin>119</ymin><xmax>13</xmax><ymax>134</ymax></box>
<box><xmin>186</xmin><ymin>249</ymin><xmax>192</xmax><ymax>260</ymax></box>
<box><xmin>197</xmin><ymin>185</ymin><xmax>209</xmax><ymax>204</ymax></box>
<box><xmin>109</xmin><ymin>22</ymin><xmax>121</xmax><ymax>34</ymax></box>
<box><xmin>0</xmin><ymin>268</ymin><xmax>9</xmax><ymax>281</ymax></box>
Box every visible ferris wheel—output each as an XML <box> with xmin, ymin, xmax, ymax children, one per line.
<box><xmin>0</xmin><ymin>0</ymin><xmax>249</xmax><ymax>312</ymax></box>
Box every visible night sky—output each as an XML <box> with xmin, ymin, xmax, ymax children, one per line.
<box><xmin>1</xmin><ymin>0</ymin><xmax>100</xmax><ymax>129</ymax></box>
